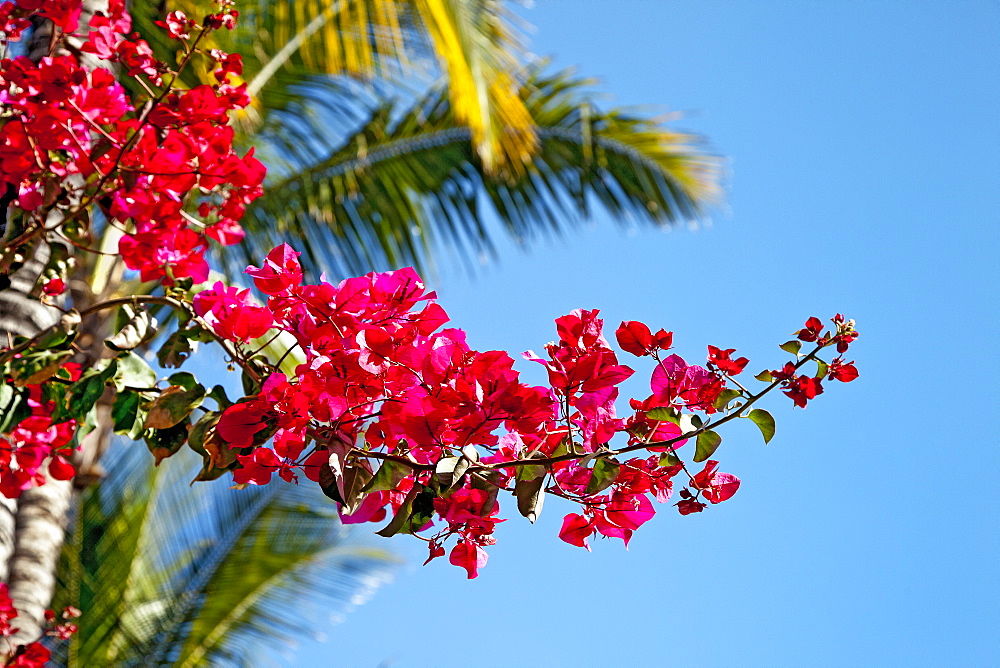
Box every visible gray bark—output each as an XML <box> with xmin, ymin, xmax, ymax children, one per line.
<box><xmin>0</xmin><ymin>249</ymin><xmax>60</xmax><ymax>591</ymax></box>
<box><xmin>7</xmin><ymin>472</ymin><xmax>71</xmax><ymax>643</ymax></box>
<box><xmin>2</xmin><ymin>0</ymin><xmax>109</xmax><ymax>643</ymax></box>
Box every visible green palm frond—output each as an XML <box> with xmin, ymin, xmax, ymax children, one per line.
<box><xmin>130</xmin><ymin>0</ymin><xmax>533</xmax><ymax>171</ymax></box>
<box><xmin>236</xmin><ymin>69</ymin><xmax>721</xmax><ymax>280</ymax></box>
<box><xmin>51</xmin><ymin>444</ymin><xmax>396</xmax><ymax>667</ymax></box>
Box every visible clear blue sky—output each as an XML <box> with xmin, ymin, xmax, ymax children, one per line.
<box><xmin>299</xmin><ymin>2</ymin><xmax>999</xmax><ymax>666</ymax></box>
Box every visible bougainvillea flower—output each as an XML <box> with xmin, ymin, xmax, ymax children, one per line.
<box><xmin>828</xmin><ymin>358</ymin><xmax>859</xmax><ymax>382</ymax></box>
<box><xmin>707</xmin><ymin>345</ymin><xmax>750</xmax><ymax>375</ymax></box>
<box><xmin>692</xmin><ymin>460</ymin><xmax>741</xmax><ymax>504</ymax></box>
<box><xmin>558</xmin><ymin>513</ymin><xmax>594</xmax><ymax>550</ymax></box>
<box><xmin>449</xmin><ymin>540</ymin><xmax>488</xmax><ymax>579</ymax></box>
<box><xmin>245</xmin><ymin>243</ymin><xmax>303</xmax><ymax>295</ymax></box>
<box><xmin>216</xmin><ymin>402</ymin><xmax>270</xmax><ymax>449</ymax></box>
<box><xmin>783</xmin><ymin>375</ymin><xmax>824</xmax><ymax>408</ymax></box>
<box><xmin>193</xmin><ymin>282</ymin><xmax>274</xmax><ymax>342</ymax></box>
<box><xmin>615</xmin><ymin>320</ymin><xmax>654</xmax><ymax>356</ymax></box>
<box><xmin>676</xmin><ymin>499</ymin><xmax>707</xmax><ymax>515</ymax></box>
<box><xmin>797</xmin><ymin>316</ymin><xmax>824</xmax><ymax>342</ymax></box>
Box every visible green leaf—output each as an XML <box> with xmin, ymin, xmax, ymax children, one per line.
<box><xmin>106</xmin><ymin>306</ymin><xmax>157</xmax><ymax>351</ymax></box>
<box><xmin>658</xmin><ymin>450</ymin><xmax>681</xmax><ymax>467</ymax></box>
<box><xmin>75</xmin><ymin>404</ymin><xmax>100</xmax><ymax>444</ymax></box>
<box><xmin>363</xmin><ymin>458</ymin><xmax>410</xmax><ymax>493</ymax></box>
<box><xmin>375</xmin><ymin>485</ymin><xmax>418</xmax><ymax>538</ymax></box>
<box><xmin>339</xmin><ymin>463</ymin><xmax>374</xmax><ymax>516</ymax></box>
<box><xmin>515</xmin><ymin>462</ymin><xmax>546</xmax><ymax>483</ymax></box>
<box><xmin>145</xmin><ymin>418</ymin><xmax>191</xmax><ymax>465</ymax></box>
<box><xmin>713</xmin><ymin>388</ymin><xmax>742</xmax><ymax>411</ymax></box>
<box><xmin>237</xmin><ymin>69</ymin><xmax>721</xmax><ymax>283</ymax></box>
<box><xmin>207</xmin><ymin>385</ymin><xmax>233</xmax><ymax>410</ymax></box>
<box><xmin>584</xmin><ymin>457</ymin><xmax>620</xmax><ymax>495</ymax></box>
<box><xmin>814</xmin><ymin>359</ymin><xmax>829</xmax><ymax>379</ymax></box>
<box><xmin>143</xmin><ymin>384</ymin><xmax>206</xmax><ymax>430</ymax></box>
<box><xmin>111</xmin><ymin>390</ymin><xmax>149</xmax><ymax>440</ymax></box>
<box><xmin>9</xmin><ymin>349</ymin><xmax>72</xmax><ymax>386</ymax></box>
<box><xmin>0</xmin><ymin>383</ymin><xmax>30</xmax><ymax>434</ymax></box>
<box><xmin>748</xmin><ymin>408</ymin><xmax>776</xmax><ymax>444</ymax></box>
<box><xmin>157</xmin><ymin>329</ymin><xmax>194</xmax><ymax>368</ymax></box>
<box><xmin>167</xmin><ymin>372</ymin><xmax>199</xmax><ymax>391</ymax></box>
<box><xmin>187</xmin><ymin>410</ymin><xmax>220</xmax><ymax>454</ymax></box>
<box><xmin>434</xmin><ymin>455</ymin><xmax>470</xmax><ymax>491</ymax></box>
<box><xmin>694</xmin><ymin>429</ymin><xmax>722</xmax><ymax>463</ymax></box>
<box><xmin>754</xmin><ymin>370</ymin><xmax>774</xmax><ymax>383</ymax></box>
<box><xmin>514</xmin><ymin>473</ymin><xmax>546</xmax><ymax>523</ymax></box>
<box><xmin>780</xmin><ymin>340</ymin><xmax>802</xmax><ymax>355</ymax></box>
<box><xmin>34</xmin><ymin>310</ymin><xmax>80</xmax><ymax>351</ymax></box>
<box><xmin>113</xmin><ymin>352</ymin><xmax>157</xmax><ymax>392</ymax></box>
<box><xmin>678</xmin><ymin>413</ymin><xmax>703</xmax><ymax>434</ymax></box>
<box><xmin>646</xmin><ymin>406</ymin><xmax>680</xmax><ymax>423</ymax></box>
<box><xmin>64</xmin><ymin>359</ymin><xmax>118</xmax><ymax>422</ymax></box>
<box><xmin>376</xmin><ymin>485</ymin><xmax>436</xmax><ymax>537</ymax></box>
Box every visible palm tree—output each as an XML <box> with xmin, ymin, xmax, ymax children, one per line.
<box><xmin>2</xmin><ymin>0</ymin><xmax>722</xmax><ymax>646</ymax></box>
<box><xmin>127</xmin><ymin>0</ymin><xmax>720</xmax><ymax>280</ymax></box>
<box><xmin>47</xmin><ymin>444</ymin><xmax>392</xmax><ymax>666</ymax></box>
<box><xmin>48</xmin><ymin>442</ymin><xmax>395</xmax><ymax>667</ymax></box>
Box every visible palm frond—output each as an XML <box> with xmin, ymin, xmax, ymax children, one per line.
<box><xmin>51</xmin><ymin>443</ymin><xmax>396</xmax><ymax>667</ymax></box>
<box><xmin>236</xmin><ymin>69</ymin><xmax>721</xmax><ymax>280</ymax></box>
<box><xmin>129</xmin><ymin>0</ymin><xmax>534</xmax><ymax>172</ymax></box>
<box><xmin>409</xmin><ymin>0</ymin><xmax>535</xmax><ymax>172</ymax></box>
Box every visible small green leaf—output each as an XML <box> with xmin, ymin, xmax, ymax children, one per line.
<box><xmin>143</xmin><ymin>383</ymin><xmax>206</xmax><ymax>429</ymax></box>
<box><xmin>514</xmin><ymin>473</ymin><xmax>546</xmax><ymax>523</ymax></box>
<box><xmin>376</xmin><ymin>485</ymin><xmax>436</xmax><ymax>537</ymax></box>
<box><xmin>658</xmin><ymin>450</ymin><xmax>681</xmax><ymax>467</ymax></box>
<box><xmin>34</xmin><ymin>311</ymin><xmax>80</xmax><ymax>351</ymax></box>
<box><xmin>167</xmin><ymin>371</ymin><xmax>198</xmax><ymax>391</ymax></box>
<box><xmin>157</xmin><ymin>329</ymin><xmax>194</xmax><ymax>368</ymax></box>
<box><xmin>75</xmin><ymin>404</ymin><xmax>99</xmax><ymax>443</ymax></box>
<box><xmin>363</xmin><ymin>458</ymin><xmax>410</xmax><ymax>493</ymax></box>
<box><xmin>207</xmin><ymin>384</ymin><xmax>232</xmax><ymax>410</ymax></box>
<box><xmin>111</xmin><ymin>390</ymin><xmax>149</xmax><ymax>440</ymax></box>
<box><xmin>748</xmin><ymin>408</ymin><xmax>776</xmax><ymax>444</ymax></box>
<box><xmin>187</xmin><ymin>410</ymin><xmax>220</xmax><ymax>453</ymax></box>
<box><xmin>678</xmin><ymin>413</ymin><xmax>703</xmax><ymax>434</ymax></box>
<box><xmin>754</xmin><ymin>370</ymin><xmax>774</xmax><ymax>383</ymax></box>
<box><xmin>10</xmin><ymin>349</ymin><xmax>72</xmax><ymax>386</ymax></box>
<box><xmin>713</xmin><ymin>388</ymin><xmax>742</xmax><ymax>411</ymax></box>
<box><xmin>106</xmin><ymin>306</ymin><xmax>156</xmax><ymax>351</ymax></box>
<box><xmin>65</xmin><ymin>359</ymin><xmax>118</xmax><ymax>422</ymax></box>
<box><xmin>585</xmin><ymin>457</ymin><xmax>621</xmax><ymax>495</ymax></box>
<box><xmin>144</xmin><ymin>418</ymin><xmax>190</xmax><ymax>465</ymax></box>
<box><xmin>694</xmin><ymin>429</ymin><xmax>723</xmax><ymax>462</ymax></box>
<box><xmin>0</xmin><ymin>384</ymin><xmax>30</xmax><ymax>434</ymax></box>
<box><xmin>376</xmin><ymin>485</ymin><xmax>419</xmax><ymax>537</ymax></box>
<box><xmin>646</xmin><ymin>406</ymin><xmax>680</xmax><ymax>423</ymax></box>
<box><xmin>113</xmin><ymin>352</ymin><xmax>156</xmax><ymax>392</ymax></box>
<box><xmin>515</xmin><ymin>462</ymin><xmax>546</xmax><ymax>482</ymax></box>
<box><xmin>780</xmin><ymin>340</ymin><xmax>802</xmax><ymax>355</ymax></box>
<box><xmin>814</xmin><ymin>359</ymin><xmax>829</xmax><ymax>379</ymax></box>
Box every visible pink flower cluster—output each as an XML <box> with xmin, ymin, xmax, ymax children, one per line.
<box><xmin>0</xmin><ymin>583</ymin><xmax>80</xmax><ymax>666</ymax></box>
<box><xmin>0</xmin><ymin>367</ymin><xmax>80</xmax><ymax>499</ymax></box>
<box><xmin>197</xmin><ymin>245</ymin><xmax>760</xmax><ymax>577</ymax></box>
<box><xmin>0</xmin><ymin>0</ymin><xmax>263</xmax><ymax>287</ymax></box>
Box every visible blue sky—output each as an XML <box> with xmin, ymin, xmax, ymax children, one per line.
<box><xmin>297</xmin><ymin>2</ymin><xmax>999</xmax><ymax>666</ymax></box>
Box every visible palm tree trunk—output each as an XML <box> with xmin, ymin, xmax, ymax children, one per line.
<box><xmin>2</xmin><ymin>0</ymin><xmax>108</xmax><ymax>643</ymax></box>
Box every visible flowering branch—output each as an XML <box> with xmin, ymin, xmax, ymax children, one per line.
<box><xmin>0</xmin><ymin>0</ymin><xmax>861</xmax><ymax>585</ymax></box>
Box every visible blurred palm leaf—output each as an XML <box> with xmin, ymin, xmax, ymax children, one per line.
<box><xmin>50</xmin><ymin>443</ymin><xmax>395</xmax><ymax>667</ymax></box>
<box><xmin>130</xmin><ymin>0</ymin><xmax>534</xmax><ymax>173</ymax></box>
<box><xmin>237</xmin><ymin>69</ymin><xmax>721</xmax><ymax>280</ymax></box>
